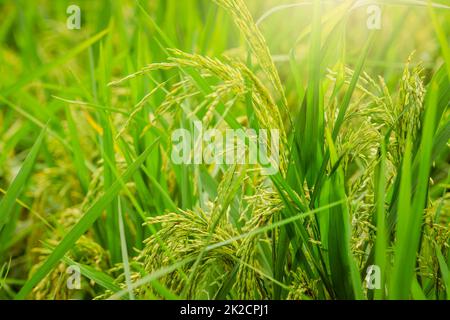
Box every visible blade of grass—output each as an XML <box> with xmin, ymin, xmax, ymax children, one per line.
<box><xmin>325</xmin><ymin>128</ymin><xmax>363</xmax><ymax>300</ymax></box>
<box><xmin>428</xmin><ymin>1</ymin><xmax>450</xmax><ymax>80</ymax></box>
<box><xmin>374</xmin><ymin>142</ymin><xmax>387</xmax><ymax>300</ymax></box>
<box><xmin>436</xmin><ymin>246</ymin><xmax>450</xmax><ymax>299</ymax></box>
<box><xmin>390</xmin><ymin>136</ymin><xmax>413</xmax><ymax>299</ymax></box>
<box><xmin>0</xmin><ymin>127</ymin><xmax>45</xmax><ymax>231</ymax></box>
<box><xmin>118</xmin><ymin>197</ymin><xmax>135</xmax><ymax>300</ymax></box>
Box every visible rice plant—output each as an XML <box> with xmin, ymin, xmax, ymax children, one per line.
<box><xmin>0</xmin><ymin>0</ymin><xmax>449</xmax><ymax>301</ymax></box>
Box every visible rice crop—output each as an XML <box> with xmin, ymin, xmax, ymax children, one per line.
<box><xmin>0</xmin><ymin>0</ymin><xmax>449</xmax><ymax>300</ymax></box>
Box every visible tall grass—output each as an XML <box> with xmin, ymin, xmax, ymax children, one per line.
<box><xmin>0</xmin><ymin>0</ymin><xmax>449</xmax><ymax>300</ymax></box>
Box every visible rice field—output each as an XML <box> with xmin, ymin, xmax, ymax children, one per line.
<box><xmin>0</xmin><ymin>0</ymin><xmax>449</xmax><ymax>301</ymax></box>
